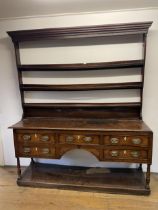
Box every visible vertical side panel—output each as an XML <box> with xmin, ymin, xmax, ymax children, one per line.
<box><xmin>13</xmin><ymin>41</ymin><xmax>24</xmax><ymax>117</ymax></box>
<box><xmin>140</xmin><ymin>33</ymin><xmax>147</xmax><ymax>119</ymax></box>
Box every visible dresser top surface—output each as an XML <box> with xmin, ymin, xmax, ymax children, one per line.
<box><xmin>10</xmin><ymin>118</ymin><xmax>152</xmax><ymax>132</ymax></box>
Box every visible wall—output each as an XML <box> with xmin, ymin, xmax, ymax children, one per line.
<box><xmin>0</xmin><ymin>114</ymin><xmax>4</xmax><ymax>165</ymax></box>
<box><xmin>0</xmin><ymin>9</ymin><xmax>158</xmax><ymax>171</ymax></box>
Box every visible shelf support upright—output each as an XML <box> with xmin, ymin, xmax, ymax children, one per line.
<box><xmin>140</xmin><ymin>33</ymin><xmax>151</xmax><ymax>189</ymax></box>
<box><xmin>13</xmin><ymin>41</ymin><xmax>24</xmax><ymax>178</ymax></box>
<box><xmin>140</xmin><ymin>33</ymin><xmax>147</xmax><ymax>119</ymax></box>
<box><xmin>13</xmin><ymin>41</ymin><xmax>24</xmax><ymax>111</ymax></box>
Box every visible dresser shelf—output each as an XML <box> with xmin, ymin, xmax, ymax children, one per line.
<box><xmin>21</xmin><ymin>82</ymin><xmax>142</xmax><ymax>91</ymax></box>
<box><xmin>23</xmin><ymin>102</ymin><xmax>141</xmax><ymax>108</ymax></box>
<box><xmin>18</xmin><ymin>162</ymin><xmax>150</xmax><ymax>195</ymax></box>
<box><xmin>18</xmin><ymin>59</ymin><xmax>143</xmax><ymax>71</ymax></box>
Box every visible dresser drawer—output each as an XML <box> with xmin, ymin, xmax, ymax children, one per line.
<box><xmin>104</xmin><ymin>149</ymin><xmax>148</xmax><ymax>162</ymax></box>
<box><xmin>56</xmin><ymin>145</ymin><xmax>100</xmax><ymax>160</ymax></box>
<box><xmin>16</xmin><ymin>145</ymin><xmax>55</xmax><ymax>158</ymax></box>
<box><xmin>16</xmin><ymin>131</ymin><xmax>55</xmax><ymax>144</ymax></box>
<box><xmin>104</xmin><ymin>135</ymin><xmax>149</xmax><ymax>147</ymax></box>
<box><xmin>59</xmin><ymin>134</ymin><xmax>100</xmax><ymax>145</ymax></box>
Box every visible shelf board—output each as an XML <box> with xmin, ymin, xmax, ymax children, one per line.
<box><xmin>7</xmin><ymin>21</ymin><xmax>152</xmax><ymax>42</ymax></box>
<box><xmin>18</xmin><ymin>60</ymin><xmax>143</xmax><ymax>71</ymax></box>
<box><xmin>23</xmin><ymin>102</ymin><xmax>141</xmax><ymax>108</ymax></box>
<box><xmin>21</xmin><ymin>82</ymin><xmax>142</xmax><ymax>91</ymax></box>
<box><xmin>17</xmin><ymin>162</ymin><xmax>149</xmax><ymax>195</ymax></box>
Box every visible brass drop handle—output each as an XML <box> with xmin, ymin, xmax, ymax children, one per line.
<box><xmin>66</xmin><ymin>136</ymin><xmax>74</xmax><ymax>142</ymax></box>
<box><xmin>111</xmin><ymin>151</ymin><xmax>119</xmax><ymax>157</ymax></box>
<box><xmin>83</xmin><ymin>136</ymin><xmax>92</xmax><ymax>142</ymax></box>
<box><xmin>23</xmin><ymin>147</ymin><xmax>31</xmax><ymax>153</ymax></box>
<box><xmin>124</xmin><ymin>136</ymin><xmax>127</xmax><ymax>141</ymax></box>
<box><xmin>132</xmin><ymin>138</ymin><xmax>141</xmax><ymax>145</ymax></box>
<box><xmin>40</xmin><ymin>135</ymin><xmax>49</xmax><ymax>142</ymax></box>
<box><xmin>41</xmin><ymin>148</ymin><xmax>49</xmax><ymax>154</ymax></box>
<box><xmin>131</xmin><ymin>151</ymin><xmax>140</xmax><ymax>158</ymax></box>
<box><xmin>110</xmin><ymin>137</ymin><xmax>119</xmax><ymax>144</ymax></box>
<box><xmin>123</xmin><ymin>150</ymin><xmax>127</xmax><ymax>155</ymax></box>
<box><xmin>23</xmin><ymin>135</ymin><xmax>31</xmax><ymax>141</ymax></box>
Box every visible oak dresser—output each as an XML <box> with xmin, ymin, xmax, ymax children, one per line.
<box><xmin>8</xmin><ymin>21</ymin><xmax>153</xmax><ymax>195</ymax></box>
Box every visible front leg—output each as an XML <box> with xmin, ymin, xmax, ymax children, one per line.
<box><xmin>17</xmin><ymin>157</ymin><xmax>21</xmax><ymax>179</ymax></box>
<box><xmin>31</xmin><ymin>158</ymin><xmax>35</xmax><ymax>164</ymax></box>
<box><xmin>146</xmin><ymin>164</ymin><xmax>151</xmax><ymax>190</ymax></box>
<box><xmin>138</xmin><ymin>163</ymin><xmax>142</xmax><ymax>171</ymax></box>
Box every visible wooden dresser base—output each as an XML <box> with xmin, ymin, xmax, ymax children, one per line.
<box><xmin>17</xmin><ymin>162</ymin><xmax>150</xmax><ymax>195</ymax></box>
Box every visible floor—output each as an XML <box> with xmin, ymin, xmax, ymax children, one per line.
<box><xmin>0</xmin><ymin>167</ymin><xmax>158</xmax><ymax>210</ymax></box>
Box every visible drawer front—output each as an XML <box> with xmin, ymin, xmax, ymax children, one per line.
<box><xmin>16</xmin><ymin>145</ymin><xmax>55</xmax><ymax>158</ymax></box>
<box><xmin>104</xmin><ymin>149</ymin><xmax>148</xmax><ymax>161</ymax></box>
<box><xmin>104</xmin><ymin>135</ymin><xmax>149</xmax><ymax>147</ymax></box>
<box><xmin>59</xmin><ymin>134</ymin><xmax>100</xmax><ymax>145</ymax></box>
<box><xmin>16</xmin><ymin>132</ymin><xmax>55</xmax><ymax>144</ymax></box>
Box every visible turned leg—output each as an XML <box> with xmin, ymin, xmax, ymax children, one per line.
<box><xmin>17</xmin><ymin>157</ymin><xmax>21</xmax><ymax>179</ymax></box>
<box><xmin>146</xmin><ymin>164</ymin><xmax>151</xmax><ymax>190</ymax></box>
<box><xmin>138</xmin><ymin>163</ymin><xmax>142</xmax><ymax>171</ymax></box>
<box><xmin>31</xmin><ymin>158</ymin><xmax>35</xmax><ymax>164</ymax></box>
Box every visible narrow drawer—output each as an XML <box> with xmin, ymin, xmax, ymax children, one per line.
<box><xmin>104</xmin><ymin>135</ymin><xmax>149</xmax><ymax>147</ymax></box>
<box><xmin>37</xmin><ymin>147</ymin><xmax>55</xmax><ymax>157</ymax></box>
<box><xmin>104</xmin><ymin>149</ymin><xmax>148</xmax><ymax>161</ymax></box>
<box><xmin>59</xmin><ymin>134</ymin><xmax>100</xmax><ymax>145</ymax></box>
<box><xmin>16</xmin><ymin>131</ymin><xmax>55</xmax><ymax>144</ymax></box>
<box><xmin>56</xmin><ymin>145</ymin><xmax>100</xmax><ymax>160</ymax></box>
<box><xmin>16</xmin><ymin>145</ymin><xmax>55</xmax><ymax>158</ymax></box>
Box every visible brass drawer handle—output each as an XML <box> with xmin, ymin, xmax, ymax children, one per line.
<box><xmin>41</xmin><ymin>148</ymin><xmax>49</xmax><ymax>154</ymax></box>
<box><xmin>23</xmin><ymin>147</ymin><xmax>31</xmax><ymax>153</ymax></box>
<box><xmin>110</xmin><ymin>137</ymin><xmax>119</xmax><ymax>144</ymax></box>
<box><xmin>83</xmin><ymin>136</ymin><xmax>92</xmax><ymax>142</ymax></box>
<box><xmin>131</xmin><ymin>151</ymin><xmax>140</xmax><ymax>158</ymax></box>
<box><xmin>66</xmin><ymin>136</ymin><xmax>74</xmax><ymax>143</ymax></box>
<box><xmin>40</xmin><ymin>135</ymin><xmax>49</xmax><ymax>142</ymax></box>
<box><xmin>111</xmin><ymin>151</ymin><xmax>119</xmax><ymax>157</ymax></box>
<box><xmin>132</xmin><ymin>138</ymin><xmax>141</xmax><ymax>145</ymax></box>
<box><xmin>23</xmin><ymin>135</ymin><xmax>31</xmax><ymax>141</ymax></box>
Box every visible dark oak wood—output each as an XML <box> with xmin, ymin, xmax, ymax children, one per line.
<box><xmin>13</xmin><ymin>42</ymin><xmax>24</xmax><ymax>117</ymax></box>
<box><xmin>146</xmin><ymin>164</ymin><xmax>151</xmax><ymax>189</ymax></box>
<box><xmin>18</xmin><ymin>60</ymin><xmax>143</xmax><ymax>71</ymax></box>
<box><xmin>8</xmin><ymin>21</ymin><xmax>153</xmax><ymax>195</ymax></box>
<box><xmin>10</xmin><ymin>118</ymin><xmax>152</xmax><ymax>132</ymax></box>
<box><xmin>22</xmin><ymin>103</ymin><xmax>141</xmax><ymax>119</ymax></box>
<box><xmin>23</xmin><ymin>106</ymin><xmax>141</xmax><ymax>119</ymax></box>
<box><xmin>21</xmin><ymin>82</ymin><xmax>142</xmax><ymax>91</ymax></box>
<box><xmin>17</xmin><ymin>162</ymin><xmax>150</xmax><ymax>195</ymax></box>
<box><xmin>16</xmin><ymin>157</ymin><xmax>21</xmax><ymax>179</ymax></box>
<box><xmin>7</xmin><ymin>21</ymin><xmax>152</xmax><ymax>42</ymax></box>
<box><xmin>140</xmin><ymin>34</ymin><xmax>147</xmax><ymax>119</ymax></box>
<box><xmin>23</xmin><ymin>102</ymin><xmax>141</xmax><ymax>108</ymax></box>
